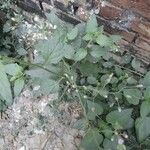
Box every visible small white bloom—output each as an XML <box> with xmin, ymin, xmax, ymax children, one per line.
<box><xmin>115</xmin><ymin>97</ymin><xmax>118</xmax><ymax>100</ymax></box>
<box><xmin>75</xmin><ymin>89</ymin><xmax>79</xmax><ymax>93</ymax></box>
<box><xmin>72</xmin><ymin>84</ymin><xmax>76</xmax><ymax>88</ymax></box>
<box><xmin>71</xmin><ymin>76</ymin><xmax>74</xmax><ymax>80</ymax></box>
<box><xmin>33</xmin><ymin>85</ymin><xmax>40</xmax><ymax>91</ymax></box>
<box><xmin>109</xmin><ymin>103</ymin><xmax>114</xmax><ymax>107</ymax></box>
<box><xmin>34</xmin><ymin>16</ymin><xmax>39</xmax><ymax>22</ymax></box>
<box><xmin>111</xmin><ymin>137</ymin><xmax>114</xmax><ymax>141</ymax></box>
<box><xmin>118</xmin><ymin>138</ymin><xmax>124</xmax><ymax>144</ymax></box>
<box><xmin>104</xmin><ymin>95</ymin><xmax>108</xmax><ymax>98</ymax></box>
<box><xmin>83</xmin><ymin>95</ymin><xmax>87</xmax><ymax>99</ymax></box>
<box><xmin>91</xmin><ymin>107</ymin><xmax>95</xmax><ymax>112</ymax></box>
<box><xmin>118</xmin><ymin>107</ymin><xmax>122</xmax><ymax>112</ymax></box>
<box><xmin>83</xmin><ymin>86</ymin><xmax>87</xmax><ymax>90</ymax></box>
<box><xmin>126</xmin><ymin>95</ymin><xmax>132</xmax><ymax>98</ymax></box>
<box><xmin>53</xmin><ymin>25</ymin><xmax>57</xmax><ymax>29</ymax></box>
<box><xmin>68</xmin><ymin>88</ymin><xmax>71</xmax><ymax>93</ymax></box>
<box><xmin>94</xmin><ymin>8</ymin><xmax>100</xmax><ymax>14</ymax></box>
<box><xmin>124</xmin><ymin>134</ymin><xmax>128</xmax><ymax>139</ymax></box>
<box><xmin>33</xmin><ymin>50</ymin><xmax>38</xmax><ymax>56</ymax></box>
<box><xmin>66</xmin><ymin>81</ymin><xmax>70</xmax><ymax>85</ymax></box>
<box><xmin>136</xmin><ymin>84</ymin><xmax>143</xmax><ymax>88</ymax></box>
<box><xmin>64</xmin><ymin>73</ymin><xmax>69</xmax><ymax>78</ymax></box>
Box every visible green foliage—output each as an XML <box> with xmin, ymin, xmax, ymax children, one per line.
<box><xmin>1</xmin><ymin>8</ymin><xmax>150</xmax><ymax>149</ymax></box>
<box><xmin>80</xmin><ymin>129</ymin><xmax>103</xmax><ymax>150</ymax></box>
<box><xmin>106</xmin><ymin>109</ymin><xmax>134</xmax><ymax>130</ymax></box>
<box><xmin>0</xmin><ymin>61</ymin><xmax>12</xmax><ymax>106</ymax></box>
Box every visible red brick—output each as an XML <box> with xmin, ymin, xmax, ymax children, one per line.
<box><xmin>109</xmin><ymin>0</ymin><xmax>150</xmax><ymax>20</ymax></box>
<box><xmin>135</xmin><ymin>36</ymin><xmax>150</xmax><ymax>52</ymax></box>
<box><xmin>98</xmin><ymin>3</ymin><xmax>122</xmax><ymax>20</ymax></box>
<box><xmin>106</xmin><ymin>28</ymin><xmax>135</xmax><ymax>42</ymax></box>
<box><xmin>133</xmin><ymin>46</ymin><xmax>150</xmax><ymax>63</ymax></box>
<box><xmin>130</xmin><ymin>19</ymin><xmax>150</xmax><ymax>38</ymax></box>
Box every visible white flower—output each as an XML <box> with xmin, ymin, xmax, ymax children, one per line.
<box><xmin>118</xmin><ymin>107</ymin><xmax>122</xmax><ymax>112</ymax></box>
<box><xmin>118</xmin><ymin>138</ymin><xmax>124</xmax><ymax>144</ymax></box>
<box><xmin>136</xmin><ymin>84</ymin><xmax>143</xmax><ymax>88</ymax></box>
<box><xmin>71</xmin><ymin>76</ymin><xmax>74</xmax><ymax>80</ymax></box>
<box><xmin>109</xmin><ymin>103</ymin><xmax>114</xmax><ymax>107</ymax></box>
<box><xmin>94</xmin><ymin>8</ymin><xmax>100</xmax><ymax>14</ymax></box>
<box><xmin>83</xmin><ymin>86</ymin><xmax>87</xmax><ymax>90</ymax></box>
<box><xmin>33</xmin><ymin>50</ymin><xmax>38</xmax><ymax>56</ymax></box>
<box><xmin>64</xmin><ymin>73</ymin><xmax>69</xmax><ymax>78</ymax></box>
<box><xmin>34</xmin><ymin>16</ymin><xmax>39</xmax><ymax>22</ymax></box>
<box><xmin>33</xmin><ymin>85</ymin><xmax>40</xmax><ymax>91</ymax></box>
<box><xmin>53</xmin><ymin>25</ymin><xmax>57</xmax><ymax>29</ymax></box>
<box><xmin>83</xmin><ymin>95</ymin><xmax>87</xmax><ymax>99</ymax></box>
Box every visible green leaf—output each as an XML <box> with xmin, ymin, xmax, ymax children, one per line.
<box><xmin>83</xmin><ymin>33</ymin><xmax>93</xmax><ymax>41</ymax></box>
<box><xmin>121</xmin><ymin>54</ymin><xmax>132</xmax><ymax>64</ymax></box>
<box><xmin>86</xmin><ymin>100</ymin><xmax>103</xmax><ymax>120</ymax></box>
<box><xmin>106</xmin><ymin>109</ymin><xmax>133</xmax><ymax>129</ymax></box>
<box><xmin>99</xmin><ymin>88</ymin><xmax>109</xmax><ymax>98</ymax></box>
<box><xmin>96</xmin><ymin>34</ymin><xmax>112</xmax><ymax>47</ymax></box>
<box><xmin>126</xmin><ymin>77</ymin><xmax>137</xmax><ymax>85</ymax></box>
<box><xmin>144</xmin><ymin>87</ymin><xmax>150</xmax><ymax>100</ymax></box>
<box><xmin>103</xmin><ymin>136</ymin><xmax>118</xmax><ymax>150</ymax></box>
<box><xmin>140</xmin><ymin>101</ymin><xmax>150</xmax><ymax>118</ymax></box>
<box><xmin>72</xmin><ymin>118</ymin><xmax>88</xmax><ymax>130</ymax></box>
<box><xmin>5</xmin><ymin>63</ymin><xmax>23</xmax><ymax>76</ymax></box>
<box><xmin>0</xmin><ymin>62</ymin><xmax>12</xmax><ymax>106</ymax></box>
<box><xmin>117</xmin><ymin>144</ymin><xmax>126</xmax><ymax>150</ymax></box>
<box><xmin>74</xmin><ymin>48</ymin><xmax>87</xmax><ymax>61</ymax></box>
<box><xmin>35</xmin><ymin>37</ymin><xmax>65</xmax><ymax>64</ymax></box>
<box><xmin>33</xmin><ymin>79</ymin><xmax>59</xmax><ymax>95</ymax></box>
<box><xmin>143</xmin><ymin>71</ymin><xmax>150</xmax><ymax>87</ymax></box>
<box><xmin>63</xmin><ymin>44</ymin><xmax>75</xmax><ymax>59</ymax></box>
<box><xmin>14</xmin><ymin>78</ymin><xmax>24</xmax><ymax>97</ymax></box>
<box><xmin>78</xmin><ymin>61</ymin><xmax>99</xmax><ymax>76</ymax></box>
<box><xmin>123</xmin><ymin>89</ymin><xmax>142</xmax><ymax>105</ymax></box>
<box><xmin>131</xmin><ymin>58</ymin><xmax>141</xmax><ymax>71</ymax></box>
<box><xmin>67</xmin><ymin>27</ymin><xmax>78</xmax><ymax>40</ymax></box>
<box><xmin>26</xmin><ymin>69</ymin><xmax>50</xmax><ymax>78</ymax></box>
<box><xmin>86</xmin><ymin>14</ymin><xmax>98</xmax><ymax>33</ymax></box>
<box><xmin>87</xmin><ymin>76</ymin><xmax>98</xmax><ymax>84</ymax></box>
<box><xmin>110</xmin><ymin>35</ymin><xmax>121</xmax><ymax>43</ymax></box>
<box><xmin>115</xmin><ymin>66</ymin><xmax>124</xmax><ymax>77</ymax></box>
<box><xmin>46</xmin><ymin>11</ymin><xmax>62</xmax><ymax>26</ymax></box>
<box><xmin>90</xmin><ymin>45</ymin><xmax>108</xmax><ymax>58</ymax></box>
<box><xmin>135</xmin><ymin>117</ymin><xmax>150</xmax><ymax>142</ymax></box>
<box><xmin>80</xmin><ymin>129</ymin><xmax>103</xmax><ymax>150</ymax></box>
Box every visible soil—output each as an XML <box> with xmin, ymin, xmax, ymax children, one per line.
<box><xmin>0</xmin><ymin>89</ymin><xmax>84</xmax><ymax>150</ymax></box>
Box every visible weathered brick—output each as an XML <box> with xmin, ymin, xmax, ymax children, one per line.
<box><xmin>133</xmin><ymin>46</ymin><xmax>150</xmax><ymax>63</ymax></box>
<box><xmin>98</xmin><ymin>2</ymin><xmax>122</xmax><ymax>20</ymax></box>
<box><xmin>103</xmin><ymin>25</ymin><xmax>136</xmax><ymax>42</ymax></box>
<box><xmin>130</xmin><ymin>19</ymin><xmax>150</xmax><ymax>38</ymax></box>
<box><xmin>108</xmin><ymin>0</ymin><xmax>150</xmax><ymax>20</ymax></box>
<box><xmin>135</xmin><ymin>37</ymin><xmax>150</xmax><ymax>52</ymax></box>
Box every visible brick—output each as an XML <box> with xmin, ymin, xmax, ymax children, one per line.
<box><xmin>98</xmin><ymin>2</ymin><xmax>122</xmax><ymax>20</ymax></box>
<box><xmin>133</xmin><ymin>46</ymin><xmax>150</xmax><ymax>63</ymax></box>
<box><xmin>130</xmin><ymin>19</ymin><xmax>150</xmax><ymax>38</ymax></box>
<box><xmin>109</xmin><ymin>0</ymin><xmax>150</xmax><ymax>20</ymax></box>
<box><xmin>135</xmin><ymin>37</ymin><xmax>150</xmax><ymax>52</ymax></box>
<box><xmin>104</xmin><ymin>25</ymin><xmax>136</xmax><ymax>42</ymax></box>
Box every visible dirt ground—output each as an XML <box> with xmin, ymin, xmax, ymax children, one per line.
<box><xmin>0</xmin><ymin>89</ymin><xmax>84</xmax><ymax>150</ymax></box>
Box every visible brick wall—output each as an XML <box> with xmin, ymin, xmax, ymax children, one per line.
<box><xmin>16</xmin><ymin>0</ymin><xmax>150</xmax><ymax>63</ymax></box>
<box><xmin>92</xmin><ymin>0</ymin><xmax>150</xmax><ymax>63</ymax></box>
